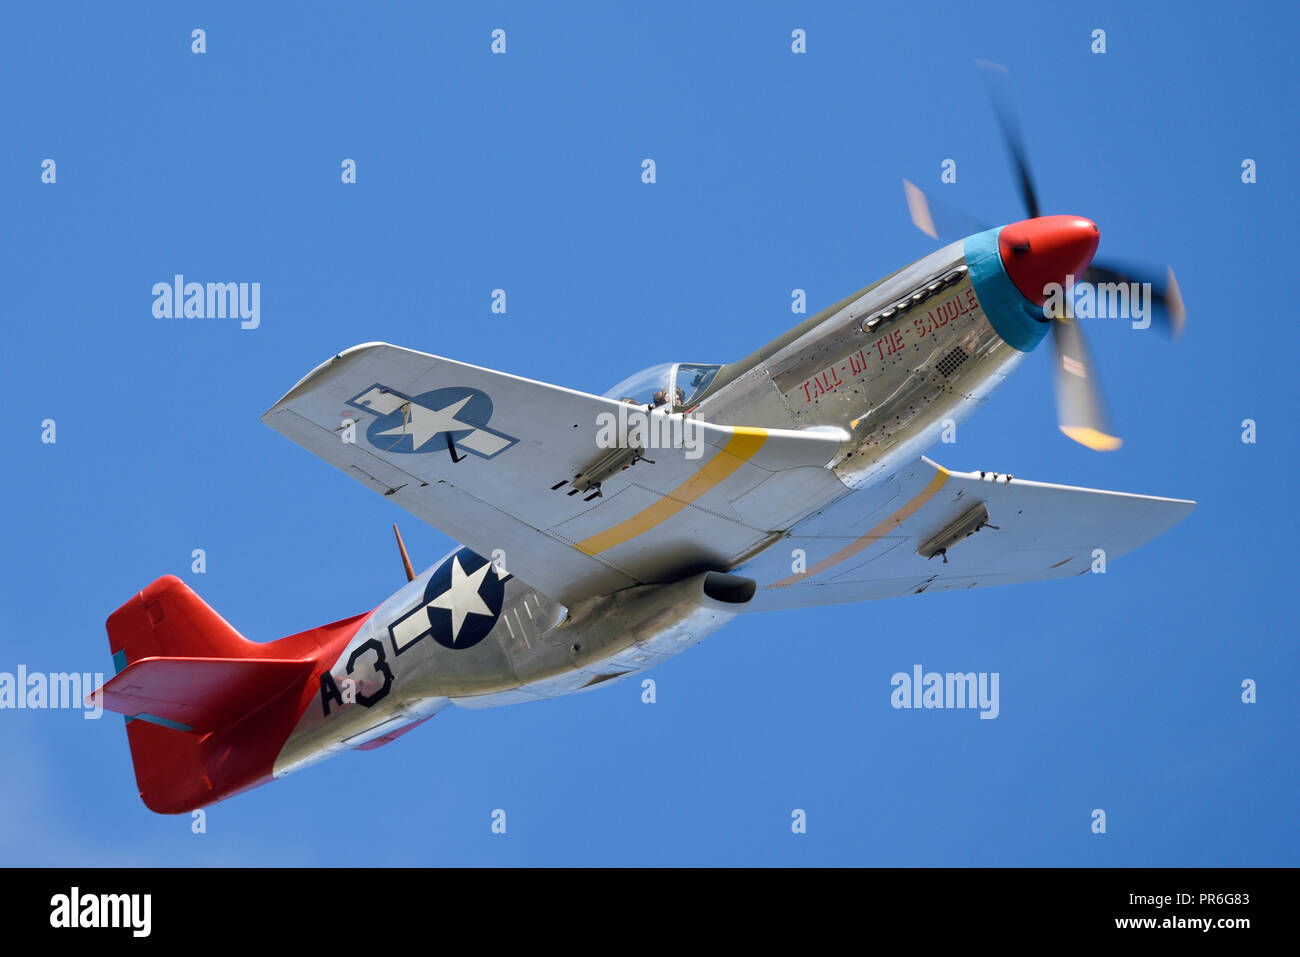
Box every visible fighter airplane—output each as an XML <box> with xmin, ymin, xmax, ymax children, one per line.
<box><xmin>91</xmin><ymin>68</ymin><xmax>1193</xmax><ymax>812</ymax></box>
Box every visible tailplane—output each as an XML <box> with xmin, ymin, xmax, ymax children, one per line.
<box><xmin>93</xmin><ymin>575</ymin><xmax>369</xmax><ymax>813</ymax></box>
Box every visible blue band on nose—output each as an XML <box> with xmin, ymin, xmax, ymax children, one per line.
<box><xmin>964</xmin><ymin>227</ymin><xmax>1051</xmax><ymax>353</ymax></box>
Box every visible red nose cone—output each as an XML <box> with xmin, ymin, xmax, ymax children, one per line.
<box><xmin>998</xmin><ymin>215</ymin><xmax>1100</xmax><ymax>305</ymax></box>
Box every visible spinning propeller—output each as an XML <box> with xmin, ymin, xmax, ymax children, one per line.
<box><xmin>904</xmin><ymin>61</ymin><xmax>1185</xmax><ymax>451</ymax></box>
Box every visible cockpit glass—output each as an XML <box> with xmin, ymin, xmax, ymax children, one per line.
<box><xmin>602</xmin><ymin>362</ymin><xmax>674</xmax><ymax>407</ymax></box>
<box><xmin>603</xmin><ymin>362</ymin><xmax>723</xmax><ymax>409</ymax></box>
<box><xmin>674</xmin><ymin>364</ymin><xmax>721</xmax><ymax>406</ymax></box>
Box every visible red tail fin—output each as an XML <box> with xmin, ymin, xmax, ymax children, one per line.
<box><xmin>98</xmin><ymin>575</ymin><xmax>369</xmax><ymax>813</ymax></box>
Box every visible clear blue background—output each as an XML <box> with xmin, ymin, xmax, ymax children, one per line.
<box><xmin>1</xmin><ymin>1</ymin><xmax>1294</xmax><ymax>866</ymax></box>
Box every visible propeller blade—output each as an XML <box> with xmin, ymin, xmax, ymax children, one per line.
<box><xmin>903</xmin><ymin>179</ymin><xmax>938</xmax><ymax>238</ymax></box>
<box><xmin>1083</xmin><ymin>261</ymin><xmax>1186</xmax><ymax>337</ymax></box>
<box><xmin>978</xmin><ymin>59</ymin><xmax>1041</xmax><ymax>221</ymax></box>
<box><xmin>903</xmin><ymin>179</ymin><xmax>993</xmax><ymax>242</ymax></box>
<box><xmin>1050</xmin><ymin>309</ymin><xmax>1122</xmax><ymax>451</ymax></box>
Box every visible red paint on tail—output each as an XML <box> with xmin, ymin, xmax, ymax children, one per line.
<box><xmin>98</xmin><ymin>575</ymin><xmax>369</xmax><ymax>814</ymax></box>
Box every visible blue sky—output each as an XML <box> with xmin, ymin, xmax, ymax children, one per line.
<box><xmin>1</xmin><ymin>1</ymin><xmax>1295</xmax><ymax>865</ymax></box>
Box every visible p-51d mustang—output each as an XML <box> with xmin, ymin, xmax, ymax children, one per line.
<box><xmin>92</xmin><ymin>71</ymin><xmax>1193</xmax><ymax>813</ymax></box>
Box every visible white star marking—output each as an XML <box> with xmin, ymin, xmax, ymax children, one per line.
<box><xmin>429</xmin><ymin>556</ymin><xmax>496</xmax><ymax>645</ymax></box>
<box><xmin>375</xmin><ymin>395</ymin><xmax>475</xmax><ymax>450</ymax></box>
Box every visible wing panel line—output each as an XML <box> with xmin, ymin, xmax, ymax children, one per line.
<box><xmin>572</xmin><ymin>429</ymin><xmax>768</xmax><ymax>556</ymax></box>
<box><xmin>766</xmin><ymin>465</ymin><xmax>950</xmax><ymax>588</ymax></box>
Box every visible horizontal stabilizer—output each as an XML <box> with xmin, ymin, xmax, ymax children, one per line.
<box><xmin>91</xmin><ymin>656</ymin><xmax>313</xmax><ymax>734</ymax></box>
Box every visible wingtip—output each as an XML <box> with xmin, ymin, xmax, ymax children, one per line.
<box><xmin>262</xmin><ymin>342</ymin><xmax>396</xmax><ymax>420</ymax></box>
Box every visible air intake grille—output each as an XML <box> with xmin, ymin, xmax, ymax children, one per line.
<box><xmin>936</xmin><ymin>347</ymin><xmax>969</xmax><ymax>379</ymax></box>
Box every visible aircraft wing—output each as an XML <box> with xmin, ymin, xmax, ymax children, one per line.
<box><xmin>263</xmin><ymin>342</ymin><xmax>850</xmax><ymax>606</ymax></box>
<box><xmin>743</xmin><ymin>456</ymin><xmax>1195</xmax><ymax>611</ymax></box>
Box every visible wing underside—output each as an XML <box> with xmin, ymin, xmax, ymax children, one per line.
<box><xmin>263</xmin><ymin>343</ymin><xmax>850</xmax><ymax>606</ymax></box>
<box><xmin>739</xmin><ymin>456</ymin><xmax>1195</xmax><ymax>611</ymax></box>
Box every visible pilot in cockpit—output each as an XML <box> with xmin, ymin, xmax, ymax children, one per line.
<box><xmin>650</xmin><ymin>387</ymin><xmax>686</xmax><ymax>409</ymax></box>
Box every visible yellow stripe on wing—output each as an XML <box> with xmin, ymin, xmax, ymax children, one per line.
<box><xmin>573</xmin><ymin>428</ymin><xmax>768</xmax><ymax>556</ymax></box>
<box><xmin>766</xmin><ymin>465</ymin><xmax>950</xmax><ymax>588</ymax></box>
